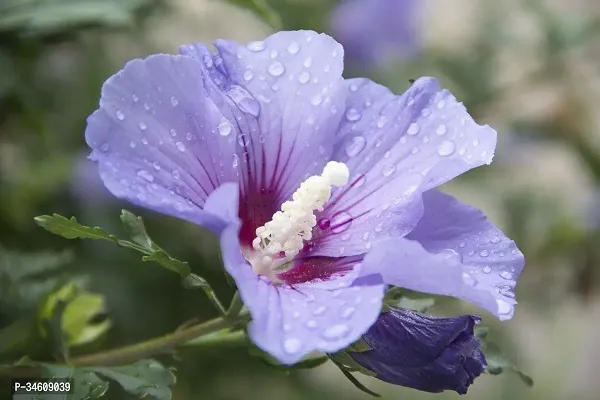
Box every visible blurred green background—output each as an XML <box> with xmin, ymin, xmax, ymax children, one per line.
<box><xmin>2</xmin><ymin>0</ymin><xmax>600</xmax><ymax>399</ymax></box>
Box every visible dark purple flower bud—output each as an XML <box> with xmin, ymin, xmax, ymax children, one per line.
<box><xmin>350</xmin><ymin>308</ymin><xmax>486</xmax><ymax>394</ymax></box>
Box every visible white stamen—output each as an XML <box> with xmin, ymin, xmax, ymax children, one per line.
<box><xmin>250</xmin><ymin>161</ymin><xmax>349</xmax><ymax>276</ymax></box>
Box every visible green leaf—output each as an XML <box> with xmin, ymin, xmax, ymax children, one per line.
<box><xmin>38</xmin><ymin>283</ymin><xmax>111</xmax><ymax>351</ymax></box>
<box><xmin>0</xmin><ymin>0</ymin><xmax>155</xmax><ymax>36</ymax></box>
<box><xmin>43</xmin><ymin>364</ymin><xmax>109</xmax><ymax>400</ymax></box>
<box><xmin>225</xmin><ymin>0</ymin><xmax>281</xmax><ymax>29</ymax></box>
<box><xmin>330</xmin><ymin>356</ymin><xmax>381</xmax><ymax>398</ymax></box>
<box><xmin>346</xmin><ymin>338</ymin><xmax>371</xmax><ymax>353</ymax></box>
<box><xmin>42</xmin><ymin>359</ymin><xmax>175</xmax><ymax>400</ymax></box>
<box><xmin>383</xmin><ymin>286</ymin><xmax>436</xmax><ymax>313</ymax></box>
<box><xmin>142</xmin><ymin>250</ymin><xmax>191</xmax><ymax>277</ymax></box>
<box><xmin>120</xmin><ymin>209</ymin><xmax>154</xmax><ymax>249</ymax></box>
<box><xmin>248</xmin><ymin>344</ymin><xmax>329</xmax><ymax>371</ymax></box>
<box><xmin>35</xmin><ymin>214</ymin><xmax>117</xmax><ymax>241</ymax></box>
<box><xmin>328</xmin><ymin>352</ymin><xmax>376</xmax><ymax>377</ymax></box>
<box><xmin>477</xmin><ymin>328</ymin><xmax>534</xmax><ymax>387</ymax></box>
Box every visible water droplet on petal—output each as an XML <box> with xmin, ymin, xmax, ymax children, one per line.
<box><xmin>169</xmin><ymin>128</ymin><xmax>177</xmax><ymax>137</ymax></box>
<box><xmin>243</xmin><ymin>70</ymin><xmax>253</xmax><ymax>81</ymax></box>
<box><xmin>129</xmin><ymin>141</ymin><xmax>136</xmax><ymax>148</ymax></box>
<box><xmin>407</xmin><ymin>123</ymin><xmax>420</xmax><ymax>135</ymax></box>
<box><xmin>462</xmin><ymin>272</ymin><xmax>477</xmax><ymax>286</ymax></box>
<box><xmin>382</xmin><ymin>164</ymin><xmax>395</xmax><ymax>177</ymax></box>
<box><xmin>116</xmin><ymin>110</ymin><xmax>125</xmax><ymax>120</ymax></box>
<box><xmin>345</xmin><ymin>108</ymin><xmax>361</xmax><ymax>121</ymax></box>
<box><xmin>311</xmin><ymin>94</ymin><xmax>323</xmax><ymax>106</ymax></box>
<box><xmin>132</xmin><ymin>94</ymin><xmax>139</xmax><ymax>102</ymax></box>
<box><xmin>331</xmin><ymin>211</ymin><xmax>352</xmax><ymax>234</ymax></box>
<box><xmin>499</xmin><ymin>271</ymin><xmax>512</xmax><ymax>280</ymax></box>
<box><xmin>341</xmin><ymin>306</ymin><xmax>355</xmax><ymax>319</ymax></box>
<box><xmin>313</xmin><ymin>306</ymin><xmax>327</xmax><ymax>316</ymax></box>
<box><xmin>321</xmin><ymin>324</ymin><xmax>350</xmax><ymax>340</ymax></box>
<box><xmin>218</xmin><ymin>119</ymin><xmax>232</xmax><ymax>136</ymax></box>
<box><xmin>345</xmin><ymin>136</ymin><xmax>366</xmax><ymax>157</ymax></box>
<box><xmin>317</xmin><ymin>218</ymin><xmax>331</xmax><ymax>230</ymax></box>
<box><xmin>226</xmin><ymin>85</ymin><xmax>260</xmax><ymax>117</ymax></box>
<box><xmin>246</xmin><ymin>41</ymin><xmax>265</xmax><ymax>52</ymax></box>
<box><xmin>437</xmin><ymin>141</ymin><xmax>455</xmax><ymax>156</ymax></box>
<box><xmin>268</xmin><ymin>61</ymin><xmax>285</xmax><ymax>77</ymax></box>
<box><xmin>287</xmin><ymin>42</ymin><xmax>300</xmax><ymax>54</ymax></box>
<box><xmin>170</xmin><ymin>96</ymin><xmax>179</xmax><ymax>107</ymax></box>
<box><xmin>479</xmin><ymin>250</ymin><xmax>490</xmax><ymax>257</ymax></box>
<box><xmin>137</xmin><ymin>170</ymin><xmax>154</xmax><ymax>182</ymax></box>
<box><xmin>299</xmin><ymin>71</ymin><xmax>310</xmax><ymax>83</ymax></box>
<box><xmin>138</xmin><ymin>122</ymin><xmax>147</xmax><ymax>131</ymax></box>
<box><xmin>437</xmin><ymin>99</ymin><xmax>446</xmax><ymax>109</ymax></box>
<box><xmin>303</xmin><ymin>57</ymin><xmax>313</xmax><ymax>67</ymax></box>
<box><xmin>436</xmin><ymin>124</ymin><xmax>447</xmax><ymax>135</ymax></box>
<box><xmin>100</xmin><ymin>143</ymin><xmax>110</xmax><ymax>152</ymax></box>
<box><xmin>172</xmin><ymin>170</ymin><xmax>180</xmax><ymax>179</ymax></box>
<box><xmin>306</xmin><ymin>320</ymin><xmax>318</xmax><ymax>329</ymax></box>
<box><xmin>489</xmin><ymin>235</ymin><xmax>502</xmax><ymax>244</ymax></box>
<box><xmin>232</xmin><ymin>153</ymin><xmax>239</xmax><ymax>168</ymax></box>
<box><xmin>283</xmin><ymin>338</ymin><xmax>302</xmax><ymax>354</ymax></box>
<box><xmin>482</xmin><ymin>266</ymin><xmax>492</xmax><ymax>274</ymax></box>
<box><xmin>176</xmin><ymin>142</ymin><xmax>186</xmax><ymax>152</ymax></box>
<box><xmin>376</xmin><ymin>116</ymin><xmax>388</xmax><ymax>128</ymax></box>
<box><xmin>496</xmin><ymin>299</ymin><xmax>512</xmax><ymax>315</ymax></box>
<box><xmin>421</xmin><ymin>108</ymin><xmax>431</xmax><ymax>117</ymax></box>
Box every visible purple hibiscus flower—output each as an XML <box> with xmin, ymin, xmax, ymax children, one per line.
<box><xmin>330</xmin><ymin>0</ymin><xmax>420</xmax><ymax>67</ymax></box>
<box><xmin>85</xmin><ymin>30</ymin><xmax>524</xmax><ymax>367</ymax></box>
<box><xmin>350</xmin><ymin>308</ymin><xmax>486</xmax><ymax>394</ymax></box>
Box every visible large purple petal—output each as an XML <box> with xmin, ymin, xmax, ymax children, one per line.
<box><xmin>219</xmin><ymin>220</ymin><xmax>385</xmax><ymax>364</ymax></box>
<box><xmin>362</xmin><ymin>190</ymin><xmax>524</xmax><ymax>320</ymax></box>
<box><xmin>350</xmin><ymin>308</ymin><xmax>486</xmax><ymax>394</ymax></box>
<box><xmin>330</xmin><ymin>0</ymin><xmax>420</xmax><ymax>67</ymax></box>
<box><xmin>308</xmin><ymin>77</ymin><xmax>496</xmax><ymax>258</ymax></box>
<box><xmin>212</xmin><ymin>31</ymin><xmax>347</xmax><ymax>205</ymax></box>
<box><xmin>85</xmin><ymin>54</ymin><xmax>253</xmax><ymax>233</ymax></box>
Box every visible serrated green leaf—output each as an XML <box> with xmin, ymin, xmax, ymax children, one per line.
<box><xmin>142</xmin><ymin>250</ymin><xmax>191</xmax><ymax>277</ymax></box>
<box><xmin>478</xmin><ymin>330</ymin><xmax>534</xmax><ymax>387</ymax></box>
<box><xmin>120</xmin><ymin>209</ymin><xmax>154</xmax><ymax>249</ymax></box>
<box><xmin>35</xmin><ymin>214</ymin><xmax>116</xmax><ymax>241</ymax></box>
<box><xmin>225</xmin><ymin>0</ymin><xmax>281</xmax><ymax>29</ymax></box>
<box><xmin>93</xmin><ymin>359</ymin><xmax>176</xmax><ymax>400</ymax></box>
<box><xmin>43</xmin><ymin>364</ymin><xmax>110</xmax><ymax>400</ymax></box>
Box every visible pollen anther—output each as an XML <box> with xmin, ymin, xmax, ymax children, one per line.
<box><xmin>251</xmin><ymin>161</ymin><xmax>349</xmax><ymax>276</ymax></box>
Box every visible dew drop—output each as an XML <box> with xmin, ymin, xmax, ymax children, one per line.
<box><xmin>321</xmin><ymin>324</ymin><xmax>350</xmax><ymax>340</ymax></box>
<box><xmin>341</xmin><ymin>306</ymin><xmax>355</xmax><ymax>319</ymax></box>
<box><xmin>437</xmin><ymin>141</ymin><xmax>456</xmax><ymax>156</ymax></box>
<box><xmin>436</xmin><ymin>124</ymin><xmax>447</xmax><ymax>135</ymax></box>
<box><xmin>132</xmin><ymin>94</ymin><xmax>139</xmax><ymax>103</ymax></box>
<box><xmin>303</xmin><ymin>57</ymin><xmax>313</xmax><ymax>67</ymax></box>
<box><xmin>298</xmin><ymin>71</ymin><xmax>310</xmax><ymax>84</ymax></box>
<box><xmin>496</xmin><ymin>299</ymin><xmax>512</xmax><ymax>315</ymax></box>
<box><xmin>246</xmin><ymin>41</ymin><xmax>265</xmax><ymax>52</ymax></box>
<box><xmin>138</xmin><ymin>122</ymin><xmax>147</xmax><ymax>131</ymax></box>
<box><xmin>170</xmin><ymin>128</ymin><xmax>177</xmax><ymax>137</ymax></box>
<box><xmin>317</xmin><ymin>218</ymin><xmax>331</xmax><ymax>230</ymax></box>
<box><xmin>313</xmin><ymin>306</ymin><xmax>327</xmax><ymax>316</ymax></box>
<box><xmin>345</xmin><ymin>136</ymin><xmax>366</xmax><ymax>157</ymax></box>
<box><xmin>152</xmin><ymin>162</ymin><xmax>160</xmax><ymax>171</ymax></box>
<box><xmin>243</xmin><ymin>70</ymin><xmax>253</xmax><ymax>81</ymax></box>
<box><xmin>462</xmin><ymin>272</ymin><xmax>477</xmax><ymax>287</ymax></box>
<box><xmin>270</xmin><ymin>50</ymin><xmax>278</xmax><ymax>58</ymax></box>
<box><xmin>311</xmin><ymin>94</ymin><xmax>323</xmax><ymax>106</ymax></box>
<box><xmin>407</xmin><ymin>122</ymin><xmax>420</xmax><ymax>135</ymax></box>
<box><xmin>353</xmin><ymin>175</ymin><xmax>366</xmax><ymax>188</ymax></box>
<box><xmin>172</xmin><ymin>170</ymin><xmax>180</xmax><ymax>180</ymax></box>
<box><xmin>421</xmin><ymin>108</ymin><xmax>431</xmax><ymax>117</ymax></box>
<box><xmin>482</xmin><ymin>266</ymin><xmax>492</xmax><ymax>274</ymax></box>
<box><xmin>226</xmin><ymin>85</ymin><xmax>260</xmax><ymax>117</ymax></box>
<box><xmin>170</xmin><ymin>96</ymin><xmax>179</xmax><ymax>107</ymax></box>
<box><xmin>489</xmin><ymin>236</ymin><xmax>502</xmax><ymax>244</ymax></box>
<box><xmin>137</xmin><ymin>170</ymin><xmax>154</xmax><ymax>182</ymax></box>
<box><xmin>382</xmin><ymin>164</ymin><xmax>395</xmax><ymax>177</ymax></box>
<box><xmin>116</xmin><ymin>110</ymin><xmax>125</xmax><ymax>120</ymax></box>
<box><xmin>176</xmin><ymin>142</ymin><xmax>186</xmax><ymax>152</ymax></box>
<box><xmin>479</xmin><ymin>250</ymin><xmax>490</xmax><ymax>257</ymax></box>
<box><xmin>330</xmin><ymin>211</ymin><xmax>353</xmax><ymax>234</ymax></box>
<box><xmin>345</xmin><ymin>108</ymin><xmax>361</xmax><ymax>122</ymax></box>
<box><xmin>437</xmin><ymin>99</ymin><xmax>446</xmax><ymax>109</ymax></box>
<box><xmin>129</xmin><ymin>141</ymin><xmax>136</xmax><ymax>148</ymax></box>
<box><xmin>232</xmin><ymin>153</ymin><xmax>239</xmax><ymax>168</ymax></box>
<box><xmin>236</xmin><ymin>133</ymin><xmax>249</xmax><ymax>147</ymax></box>
<box><xmin>459</xmin><ymin>241</ymin><xmax>466</xmax><ymax>248</ymax></box>
<box><xmin>268</xmin><ymin>61</ymin><xmax>285</xmax><ymax>77</ymax></box>
<box><xmin>499</xmin><ymin>271</ymin><xmax>512</xmax><ymax>280</ymax></box>
<box><xmin>376</xmin><ymin>116</ymin><xmax>388</xmax><ymax>128</ymax></box>
<box><xmin>306</xmin><ymin>320</ymin><xmax>318</xmax><ymax>329</ymax></box>
<box><xmin>283</xmin><ymin>338</ymin><xmax>302</xmax><ymax>354</ymax></box>
<box><xmin>100</xmin><ymin>143</ymin><xmax>110</xmax><ymax>152</ymax></box>
<box><xmin>411</xmin><ymin>146</ymin><xmax>419</xmax><ymax>154</ymax></box>
<box><xmin>218</xmin><ymin>119</ymin><xmax>232</xmax><ymax>136</ymax></box>
<box><xmin>287</xmin><ymin>42</ymin><xmax>300</xmax><ymax>54</ymax></box>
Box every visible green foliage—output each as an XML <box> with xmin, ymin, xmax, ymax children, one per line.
<box><xmin>41</xmin><ymin>359</ymin><xmax>175</xmax><ymax>400</ymax></box>
<box><xmin>383</xmin><ymin>286</ymin><xmax>436</xmax><ymax>313</ymax></box>
<box><xmin>34</xmin><ymin>211</ymin><xmax>225</xmax><ymax>314</ymax></box>
<box><xmin>0</xmin><ymin>0</ymin><xmax>157</xmax><ymax>36</ymax></box>
<box><xmin>329</xmin><ymin>354</ymin><xmax>380</xmax><ymax>398</ymax></box>
<box><xmin>224</xmin><ymin>0</ymin><xmax>281</xmax><ymax>29</ymax></box>
<box><xmin>475</xmin><ymin>327</ymin><xmax>534</xmax><ymax>387</ymax></box>
<box><xmin>248</xmin><ymin>344</ymin><xmax>329</xmax><ymax>372</ymax></box>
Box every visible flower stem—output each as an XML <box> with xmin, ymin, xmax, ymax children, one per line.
<box><xmin>69</xmin><ymin>314</ymin><xmax>250</xmax><ymax>366</ymax></box>
<box><xmin>225</xmin><ymin>291</ymin><xmax>244</xmax><ymax>319</ymax></box>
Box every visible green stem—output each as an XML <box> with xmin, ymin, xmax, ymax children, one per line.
<box><xmin>225</xmin><ymin>291</ymin><xmax>244</xmax><ymax>319</ymax></box>
<box><xmin>182</xmin><ymin>330</ymin><xmax>246</xmax><ymax>348</ymax></box>
<box><xmin>68</xmin><ymin>314</ymin><xmax>250</xmax><ymax>367</ymax></box>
